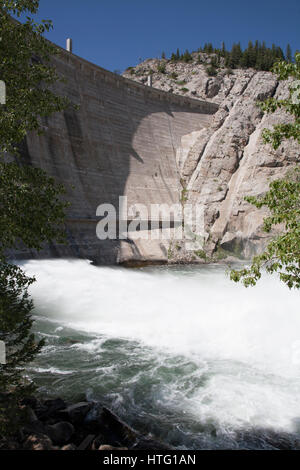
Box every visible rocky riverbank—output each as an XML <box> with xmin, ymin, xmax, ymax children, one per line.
<box><xmin>2</xmin><ymin>392</ymin><xmax>300</xmax><ymax>450</ymax></box>
<box><xmin>0</xmin><ymin>397</ymin><xmax>172</xmax><ymax>450</ymax></box>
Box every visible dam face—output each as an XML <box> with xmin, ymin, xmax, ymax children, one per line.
<box><xmin>20</xmin><ymin>47</ymin><xmax>218</xmax><ymax>264</ymax></box>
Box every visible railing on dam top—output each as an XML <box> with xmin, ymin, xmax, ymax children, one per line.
<box><xmin>52</xmin><ymin>42</ymin><xmax>219</xmax><ymax>115</ymax></box>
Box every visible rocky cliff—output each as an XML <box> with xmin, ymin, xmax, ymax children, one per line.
<box><xmin>13</xmin><ymin>48</ymin><xmax>299</xmax><ymax>265</ymax></box>
<box><xmin>123</xmin><ymin>54</ymin><xmax>299</xmax><ymax>261</ymax></box>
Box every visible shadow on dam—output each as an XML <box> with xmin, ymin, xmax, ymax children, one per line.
<box><xmin>16</xmin><ymin>46</ymin><xmax>218</xmax><ymax>264</ymax></box>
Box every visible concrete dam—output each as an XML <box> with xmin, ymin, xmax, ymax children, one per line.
<box><xmin>20</xmin><ymin>45</ymin><xmax>218</xmax><ymax>264</ymax></box>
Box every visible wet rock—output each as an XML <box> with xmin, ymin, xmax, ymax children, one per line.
<box><xmin>99</xmin><ymin>444</ymin><xmax>128</xmax><ymax>450</ymax></box>
<box><xmin>23</xmin><ymin>418</ymin><xmax>47</xmax><ymax>436</ymax></box>
<box><xmin>131</xmin><ymin>437</ymin><xmax>173</xmax><ymax>450</ymax></box>
<box><xmin>84</xmin><ymin>402</ymin><xmax>103</xmax><ymax>427</ymax></box>
<box><xmin>100</xmin><ymin>407</ymin><xmax>138</xmax><ymax>446</ymax></box>
<box><xmin>36</xmin><ymin>397</ymin><xmax>67</xmax><ymax>420</ymax></box>
<box><xmin>61</xmin><ymin>443</ymin><xmax>77</xmax><ymax>450</ymax></box>
<box><xmin>44</xmin><ymin>398</ymin><xmax>67</xmax><ymax>411</ymax></box>
<box><xmin>23</xmin><ymin>433</ymin><xmax>54</xmax><ymax>450</ymax></box>
<box><xmin>59</xmin><ymin>402</ymin><xmax>91</xmax><ymax>424</ymax></box>
<box><xmin>12</xmin><ymin>397</ymin><xmax>171</xmax><ymax>451</ymax></box>
<box><xmin>77</xmin><ymin>434</ymin><xmax>95</xmax><ymax>450</ymax></box>
<box><xmin>45</xmin><ymin>421</ymin><xmax>74</xmax><ymax>445</ymax></box>
<box><xmin>92</xmin><ymin>433</ymin><xmax>107</xmax><ymax>450</ymax></box>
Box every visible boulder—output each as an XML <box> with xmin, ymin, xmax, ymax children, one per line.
<box><xmin>23</xmin><ymin>433</ymin><xmax>54</xmax><ymax>450</ymax></box>
<box><xmin>131</xmin><ymin>437</ymin><xmax>173</xmax><ymax>450</ymax></box>
<box><xmin>206</xmin><ymin>77</ymin><xmax>221</xmax><ymax>98</ymax></box>
<box><xmin>77</xmin><ymin>434</ymin><xmax>95</xmax><ymax>450</ymax></box>
<box><xmin>23</xmin><ymin>418</ymin><xmax>46</xmax><ymax>435</ymax></box>
<box><xmin>45</xmin><ymin>421</ymin><xmax>74</xmax><ymax>445</ymax></box>
<box><xmin>100</xmin><ymin>407</ymin><xmax>138</xmax><ymax>445</ymax></box>
<box><xmin>59</xmin><ymin>402</ymin><xmax>91</xmax><ymax>424</ymax></box>
<box><xmin>84</xmin><ymin>402</ymin><xmax>103</xmax><ymax>426</ymax></box>
<box><xmin>44</xmin><ymin>397</ymin><xmax>67</xmax><ymax>411</ymax></box>
<box><xmin>99</xmin><ymin>445</ymin><xmax>128</xmax><ymax>450</ymax></box>
<box><xmin>92</xmin><ymin>433</ymin><xmax>106</xmax><ymax>450</ymax></box>
<box><xmin>36</xmin><ymin>397</ymin><xmax>67</xmax><ymax>420</ymax></box>
<box><xmin>61</xmin><ymin>443</ymin><xmax>77</xmax><ymax>450</ymax></box>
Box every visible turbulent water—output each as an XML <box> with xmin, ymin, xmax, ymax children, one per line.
<box><xmin>21</xmin><ymin>259</ymin><xmax>300</xmax><ymax>449</ymax></box>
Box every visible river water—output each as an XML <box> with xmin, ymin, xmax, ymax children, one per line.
<box><xmin>22</xmin><ymin>258</ymin><xmax>300</xmax><ymax>449</ymax></box>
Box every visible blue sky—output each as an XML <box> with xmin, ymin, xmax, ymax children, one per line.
<box><xmin>25</xmin><ymin>0</ymin><xmax>299</xmax><ymax>72</ymax></box>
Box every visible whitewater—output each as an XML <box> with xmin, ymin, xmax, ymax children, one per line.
<box><xmin>21</xmin><ymin>258</ymin><xmax>300</xmax><ymax>449</ymax></box>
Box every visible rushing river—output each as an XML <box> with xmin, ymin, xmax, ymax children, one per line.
<box><xmin>21</xmin><ymin>259</ymin><xmax>300</xmax><ymax>449</ymax></box>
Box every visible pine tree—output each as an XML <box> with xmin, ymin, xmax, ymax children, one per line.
<box><xmin>165</xmin><ymin>40</ymin><xmax>290</xmax><ymax>72</ymax></box>
<box><xmin>241</xmin><ymin>41</ymin><xmax>255</xmax><ymax>68</ymax></box>
<box><xmin>182</xmin><ymin>49</ymin><xmax>192</xmax><ymax>63</ymax></box>
<box><xmin>210</xmin><ymin>55</ymin><xmax>218</xmax><ymax>68</ymax></box>
<box><xmin>221</xmin><ymin>41</ymin><xmax>226</xmax><ymax>57</ymax></box>
<box><xmin>207</xmin><ymin>43</ymin><xmax>213</xmax><ymax>53</ymax></box>
<box><xmin>286</xmin><ymin>44</ymin><xmax>292</xmax><ymax>63</ymax></box>
<box><xmin>229</xmin><ymin>42</ymin><xmax>242</xmax><ymax>68</ymax></box>
<box><xmin>275</xmin><ymin>46</ymin><xmax>285</xmax><ymax>62</ymax></box>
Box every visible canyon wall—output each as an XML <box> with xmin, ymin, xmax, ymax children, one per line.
<box><xmin>16</xmin><ymin>46</ymin><xmax>218</xmax><ymax>264</ymax></box>
<box><xmin>124</xmin><ymin>57</ymin><xmax>299</xmax><ymax>262</ymax></box>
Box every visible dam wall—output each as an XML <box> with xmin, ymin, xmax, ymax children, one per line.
<box><xmin>19</xmin><ymin>46</ymin><xmax>218</xmax><ymax>264</ymax></box>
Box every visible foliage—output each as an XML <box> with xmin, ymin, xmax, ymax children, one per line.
<box><xmin>0</xmin><ymin>0</ymin><xmax>70</xmax><ymax>435</ymax></box>
<box><xmin>0</xmin><ymin>1</ymin><xmax>69</xmax><ymax>155</ymax></box>
<box><xmin>180</xmin><ymin>187</ymin><xmax>188</xmax><ymax>203</ymax></box>
<box><xmin>286</xmin><ymin>44</ymin><xmax>292</xmax><ymax>63</ymax></box>
<box><xmin>182</xmin><ymin>49</ymin><xmax>193</xmax><ymax>63</ymax></box>
<box><xmin>230</xmin><ymin>54</ymin><xmax>300</xmax><ymax>288</ymax></box>
<box><xmin>194</xmin><ymin>249</ymin><xmax>206</xmax><ymax>260</ymax></box>
<box><xmin>168</xmin><ymin>40</ymin><xmax>290</xmax><ymax>72</ymax></box>
<box><xmin>206</xmin><ymin>65</ymin><xmax>218</xmax><ymax>77</ymax></box>
<box><xmin>0</xmin><ymin>162</ymin><xmax>68</xmax><ymax>257</ymax></box>
<box><xmin>157</xmin><ymin>62</ymin><xmax>166</xmax><ymax>74</ymax></box>
<box><xmin>0</xmin><ymin>262</ymin><xmax>44</xmax><ymax>434</ymax></box>
<box><xmin>225</xmin><ymin>42</ymin><xmax>243</xmax><ymax>69</ymax></box>
<box><xmin>169</xmin><ymin>71</ymin><xmax>178</xmax><ymax>80</ymax></box>
<box><xmin>259</xmin><ymin>53</ymin><xmax>300</xmax><ymax>149</ymax></box>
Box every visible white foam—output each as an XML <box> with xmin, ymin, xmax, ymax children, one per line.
<box><xmin>22</xmin><ymin>258</ymin><xmax>300</xmax><ymax>433</ymax></box>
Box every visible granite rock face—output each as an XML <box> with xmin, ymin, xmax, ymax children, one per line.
<box><xmin>11</xmin><ymin>49</ymin><xmax>299</xmax><ymax>264</ymax></box>
<box><xmin>124</xmin><ymin>56</ymin><xmax>299</xmax><ymax>260</ymax></box>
